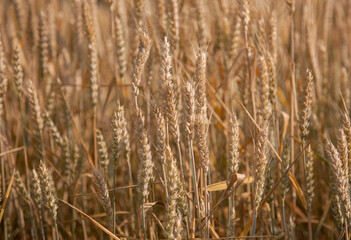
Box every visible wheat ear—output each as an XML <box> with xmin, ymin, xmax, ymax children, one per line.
<box><xmin>167</xmin><ymin>0</ymin><xmax>179</xmax><ymax>55</ymax></box>
<box><xmin>38</xmin><ymin>11</ymin><xmax>49</xmax><ymax>82</ymax></box>
<box><xmin>226</xmin><ymin>114</ymin><xmax>239</xmax><ymax>236</ymax></box>
<box><xmin>38</xmin><ymin>160</ymin><xmax>59</xmax><ymax>239</ymax></box>
<box><xmin>92</xmin><ymin>168</ymin><xmax>113</xmax><ymax>228</ymax></box>
<box><xmin>32</xmin><ymin>169</ymin><xmax>45</xmax><ymax>240</ymax></box>
<box><xmin>114</xmin><ymin>15</ymin><xmax>127</xmax><ymax>80</ymax></box>
<box><xmin>96</xmin><ymin>129</ymin><xmax>109</xmax><ymax>176</ymax></box>
<box><xmin>325</xmin><ymin>139</ymin><xmax>351</xmax><ymax>224</ymax></box>
<box><xmin>14</xmin><ymin>170</ymin><xmax>30</xmax><ymax>201</ymax></box>
<box><xmin>159</xmin><ymin>37</ymin><xmax>180</xmax><ymax>143</ymax></box>
<box><xmin>12</xmin><ymin>43</ymin><xmax>23</xmax><ymax>98</ymax></box>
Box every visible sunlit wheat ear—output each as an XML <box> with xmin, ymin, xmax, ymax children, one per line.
<box><xmin>159</xmin><ymin>37</ymin><xmax>179</xmax><ymax>143</ymax></box>
<box><xmin>96</xmin><ymin>129</ymin><xmax>109</xmax><ymax>176</ymax></box>
<box><xmin>167</xmin><ymin>146</ymin><xmax>188</xmax><ymax>216</ymax></box>
<box><xmin>135</xmin><ymin>107</ymin><xmax>154</xmax><ymax>204</ymax></box>
<box><xmin>92</xmin><ymin>168</ymin><xmax>113</xmax><ymax>226</ymax></box>
<box><xmin>337</xmin><ymin>128</ymin><xmax>348</xmax><ymax>174</ymax></box>
<box><xmin>82</xmin><ymin>1</ymin><xmax>96</xmax><ymax>43</ymax></box>
<box><xmin>182</xmin><ymin>78</ymin><xmax>195</xmax><ymax>143</ymax></box>
<box><xmin>82</xmin><ymin>1</ymin><xmax>98</xmax><ymax>115</ymax></box>
<box><xmin>14</xmin><ymin>170</ymin><xmax>30</xmax><ymax>201</ymax></box>
<box><xmin>165</xmin><ymin>146</ymin><xmax>179</xmax><ymax>239</ymax></box>
<box><xmin>111</xmin><ymin>101</ymin><xmax>126</xmax><ymax>167</ymax></box>
<box><xmin>45</xmin><ymin>87</ymin><xmax>56</xmax><ymax>116</ymax></box>
<box><xmin>240</xmin><ymin>60</ymin><xmax>250</xmax><ymax>108</ymax></box>
<box><xmin>38</xmin><ymin>160</ymin><xmax>58</xmax><ymax>222</ymax></box>
<box><xmin>257</xmin><ymin>18</ymin><xmax>265</xmax><ymax>42</ymax></box>
<box><xmin>331</xmin><ymin>192</ymin><xmax>344</xmax><ymax>230</ymax></box>
<box><xmin>133</xmin><ymin>29</ymin><xmax>152</xmax><ymax>87</ymax></box>
<box><xmin>240</xmin><ymin>0</ymin><xmax>250</xmax><ymax>34</ymax></box>
<box><xmin>195</xmin><ymin>112</ymin><xmax>210</xmax><ymax>173</ymax></box>
<box><xmin>114</xmin><ymin>15</ymin><xmax>127</xmax><ymax>79</ymax></box>
<box><xmin>44</xmin><ymin>111</ymin><xmax>63</xmax><ymax>147</ymax></box>
<box><xmin>258</xmin><ymin>55</ymin><xmax>271</xmax><ymax>121</ymax></box>
<box><xmin>299</xmin><ymin>70</ymin><xmax>314</xmax><ymax>141</ymax></box>
<box><xmin>327</xmin><ymin>136</ymin><xmax>344</xmax><ymax>230</ymax></box>
<box><xmin>12</xmin><ymin>43</ymin><xmax>23</xmax><ymax>98</ymax></box>
<box><xmin>154</xmin><ymin>107</ymin><xmax>166</xmax><ymax>163</ymax></box>
<box><xmin>229</xmin><ymin>10</ymin><xmax>241</xmax><ymax>60</ymax></box>
<box><xmin>324</xmin><ymin>139</ymin><xmax>351</xmax><ymax>223</ymax></box>
<box><xmin>132</xmin><ymin>29</ymin><xmax>151</xmax><ymax>102</ymax></box>
<box><xmin>227</xmin><ymin>114</ymin><xmax>239</xmax><ymax>184</ymax></box>
<box><xmin>194</xmin><ymin>50</ymin><xmax>207</xmax><ymax>116</ymax></box>
<box><xmin>27</xmin><ymin>80</ymin><xmax>44</xmax><ymax>135</ymax></box>
<box><xmin>165</xmin><ymin>145</ymin><xmax>187</xmax><ymax>237</ymax></box>
<box><xmin>254</xmin><ymin>125</ymin><xmax>268</xmax><ymax>211</ymax></box>
<box><xmin>32</xmin><ymin>165</ymin><xmax>46</xmax><ymax>239</ymax></box>
<box><xmin>167</xmin><ymin>0</ymin><xmax>179</xmax><ymax>54</ymax></box>
<box><xmin>88</xmin><ymin>41</ymin><xmax>99</xmax><ymax>114</ymax></box>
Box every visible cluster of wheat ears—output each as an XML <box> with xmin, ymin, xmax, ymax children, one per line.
<box><xmin>0</xmin><ymin>0</ymin><xmax>351</xmax><ymax>239</ymax></box>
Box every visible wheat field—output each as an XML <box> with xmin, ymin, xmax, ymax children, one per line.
<box><xmin>0</xmin><ymin>0</ymin><xmax>350</xmax><ymax>239</ymax></box>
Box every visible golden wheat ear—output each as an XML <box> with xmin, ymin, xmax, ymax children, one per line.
<box><xmin>92</xmin><ymin>168</ymin><xmax>113</xmax><ymax>228</ymax></box>
<box><xmin>325</xmin><ymin>140</ymin><xmax>351</xmax><ymax>223</ymax></box>
<box><xmin>38</xmin><ymin>160</ymin><xmax>58</xmax><ymax>223</ymax></box>
<box><xmin>159</xmin><ymin>37</ymin><xmax>179</xmax><ymax>143</ymax></box>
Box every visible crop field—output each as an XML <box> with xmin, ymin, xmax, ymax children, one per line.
<box><xmin>0</xmin><ymin>0</ymin><xmax>350</xmax><ymax>239</ymax></box>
